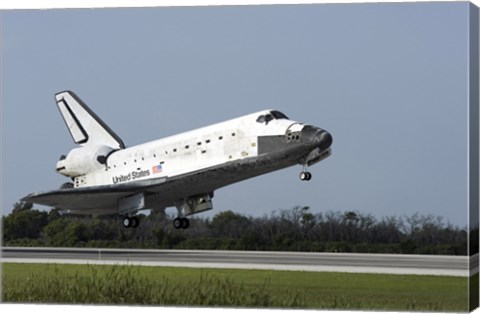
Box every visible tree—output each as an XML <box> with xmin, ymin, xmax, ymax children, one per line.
<box><xmin>3</xmin><ymin>208</ymin><xmax>48</xmax><ymax>241</ymax></box>
<box><xmin>12</xmin><ymin>201</ymin><xmax>33</xmax><ymax>213</ymax></box>
<box><xmin>1</xmin><ymin>204</ymin><xmax>469</xmax><ymax>255</ymax></box>
<box><xmin>43</xmin><ymin>218</ymin><xmax>74</xmax><ymax>246</ymax></box>
<box><xmin>210</xmin><ymin>211</ymin><xmax>251</xmax><ymax>238</ymax></box>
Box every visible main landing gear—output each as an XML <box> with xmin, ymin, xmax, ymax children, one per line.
<box><xmin>172</xmin><ymin>194</ymin><xmax>213</xmax><ymax>230</ymax></box>
<box><xmin>122</xmin><ymin>216</ymin><xmax>140</xmax><ymax>228</ymax></box>
<box><xmin>173</xmin><ymin>217</ymin><xmax>190</xmax><ymax>230</ymax></box>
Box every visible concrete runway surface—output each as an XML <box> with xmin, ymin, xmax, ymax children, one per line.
<box><xmin>2</xmin><ymin>247</ymin><xmax>477</xmax><ymax>277</ymax></box>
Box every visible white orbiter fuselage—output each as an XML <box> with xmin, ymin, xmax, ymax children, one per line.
<box><xmin>22</xmin><ymin>91</ymin><xmax>333</xmax><ymax>229</ymax></box>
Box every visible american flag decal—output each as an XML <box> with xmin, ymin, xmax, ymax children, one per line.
<box><xmin>152</xmin><ymin>163</ymin><xmax>163</xmax><ymax>174</ymax></box>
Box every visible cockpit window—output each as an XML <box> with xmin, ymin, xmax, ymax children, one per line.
<box><xmin>257</xmin><ymin>114</ymin><xmax>273</xmax><ymax>123</ymax></box>
<box><xmin>257</xmin><ymin>111</ymin><xmax>288</xmax><ymax>124</ymax></box>
<box><xmin>270</xmin><ymin>110</ymin><xmax>289</xmax><ymax>119</ymax></box>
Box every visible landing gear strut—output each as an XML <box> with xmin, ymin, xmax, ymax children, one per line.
<box><xmin>122</xmin><ymin>216</ymin><xmax>140</xmax><ymax>228</ymax></box>
<box><xmin>173</xmin><ymin>217</ymin><xmax>190</xmax><ymax>229</ymax></box>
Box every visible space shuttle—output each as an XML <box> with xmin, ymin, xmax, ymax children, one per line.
<box><xmin>22</xmin><ymin>91</ymin><xmax>333</xmax><ymax>229</ymax></box>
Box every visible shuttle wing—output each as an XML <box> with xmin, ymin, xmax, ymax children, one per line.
<box><xmin>22</xmin><ymin>189</ymin><xmax>130</xmax><ymax>212</ymax></box>
<box><xmin>55</xmin><ymin>91</ymin><xmax>125</xmax><ymax>149</ymax></box>
<box><xmin>21</xmin><ymin>176</ymin><xmax>168</xmax><ymax>213</ymax></box>
<box><xmin>21</xmin><ymin>157</ymin><xmax>268</xmax><ymax>214</ymax></box>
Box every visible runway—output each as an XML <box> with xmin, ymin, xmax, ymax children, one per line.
<box><xmin>1</xmin><ymin>247</ymin><xmax>476</xmax><ymax>277</ymax></box>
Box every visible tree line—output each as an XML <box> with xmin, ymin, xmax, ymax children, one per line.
<box><xmin>2</xmin><ymin>203</ymin><xmax>472</xmax><ymax>255</ymax></box>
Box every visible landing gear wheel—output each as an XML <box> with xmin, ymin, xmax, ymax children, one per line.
<box><xmin>122</xmin><ymin>216</ymin><xmax>140</xmax><ymax>228</ymax></box>
<box><xmin>173</xmin><ymin>217</ymin><xmax>190</xmax><ymax>229</ymax></box>
<box><xmin>131</xmin><ymin>217</ymin><xmax>140</xmax><ymax>228</ymax></box>
<box><xmin>300</xmin><ymin>171</ymin><xmax>312</xmax><ymax>181</ymax></box>
<box><xmin>123</xmin><ymin>217</ymin><xmax>132</xmax><ymax>228</ymax></box>
<box><xmin>60</xmin><ymin>182</ymin><xmax>74</xmax><ymax>190</ymax></box>
<box><xmin>173</xmin><ymin>218</ymin><xmax>182</xmax><ymax>229</ymax></box>
<box><xmin>181</xmin><ymin>218</ymin><xmax>190</xmax><ymax>229</ymax></box>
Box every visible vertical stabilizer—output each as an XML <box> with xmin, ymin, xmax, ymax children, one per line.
<box><xmin>55</xmin><ymin>91</ymin><xmax>125</xmax><ymax>149</ymax></box>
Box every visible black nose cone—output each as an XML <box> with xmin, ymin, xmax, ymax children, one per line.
<box><xmin>318</xmin><ymin>129</ymin><xmax>333</xmax><ymax>150</ymax></box>
<box><xmin>301</xmin><ymin>125</ymin><xmax>333</xmax><ymax>150</ymax></box>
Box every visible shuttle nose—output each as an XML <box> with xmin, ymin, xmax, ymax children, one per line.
<box><xmin>301</xmin><ymin>125</ymin><xmax>333</xmax><ymax>151</ymax></box>
<box><xmin>318</xmin><ymin>129</ymin><xmax>333</xmax><ymax>150</ymax></box>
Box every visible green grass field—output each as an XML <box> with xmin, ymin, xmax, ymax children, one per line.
<box><xmin>1</xmin><ymin>263</ymin><xmax>470</xmax><ymax>311</ymax></box>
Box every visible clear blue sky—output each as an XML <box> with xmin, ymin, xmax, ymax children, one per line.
<box><xmin>1</xmin><ymin>2</ymin><xmax>472</xmax><ymax>227</ymax></box>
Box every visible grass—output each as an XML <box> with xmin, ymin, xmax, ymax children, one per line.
<box><xmin>1</xmin><ymin>263</ymin><xmax>469</xmax><ymax>311</ymax></box>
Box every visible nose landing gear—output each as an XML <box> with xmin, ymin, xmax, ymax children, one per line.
<box><xmin>299</xmin><ymin>171</ymin><xmax>312</xmax><ymax>181</ymax></box>
<box><xmin>299</xmin><ymin>163</ymin><xmax>312</xmax><ymax>181</ymax></box>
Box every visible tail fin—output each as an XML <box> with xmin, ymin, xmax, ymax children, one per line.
<box><xmin>55</xmin><ymin>91</ymin><xmax>125</xmax><ymax>149</ymax></box>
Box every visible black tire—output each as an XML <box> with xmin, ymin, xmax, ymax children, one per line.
<box><xmin>173</xmin><ymin>218</ymin><xmax>182</xmax><ymax>229</ymax></box>
<box><xmin>181</xmin><ymin>218</ymin><xmax>190</xmax><ymax>229</ymax></box>
<box><xmin>131</xmin><ymin>217</ymin><xmax>140</xmax><ymax>228</ymax></box>
<box><xmin>306</xmin><ymin>172</ymin><xmax>312</xmax><ymax>181</ymax></box>
<box><xmin>300</xmin><ymin>172</ymin><xmax>308</xmax><ymax>181</ymax></box>
<box><xmin>60</xmin><ymin>182</ymin><xmax>74</xmax><ymax>189</ymax></box>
